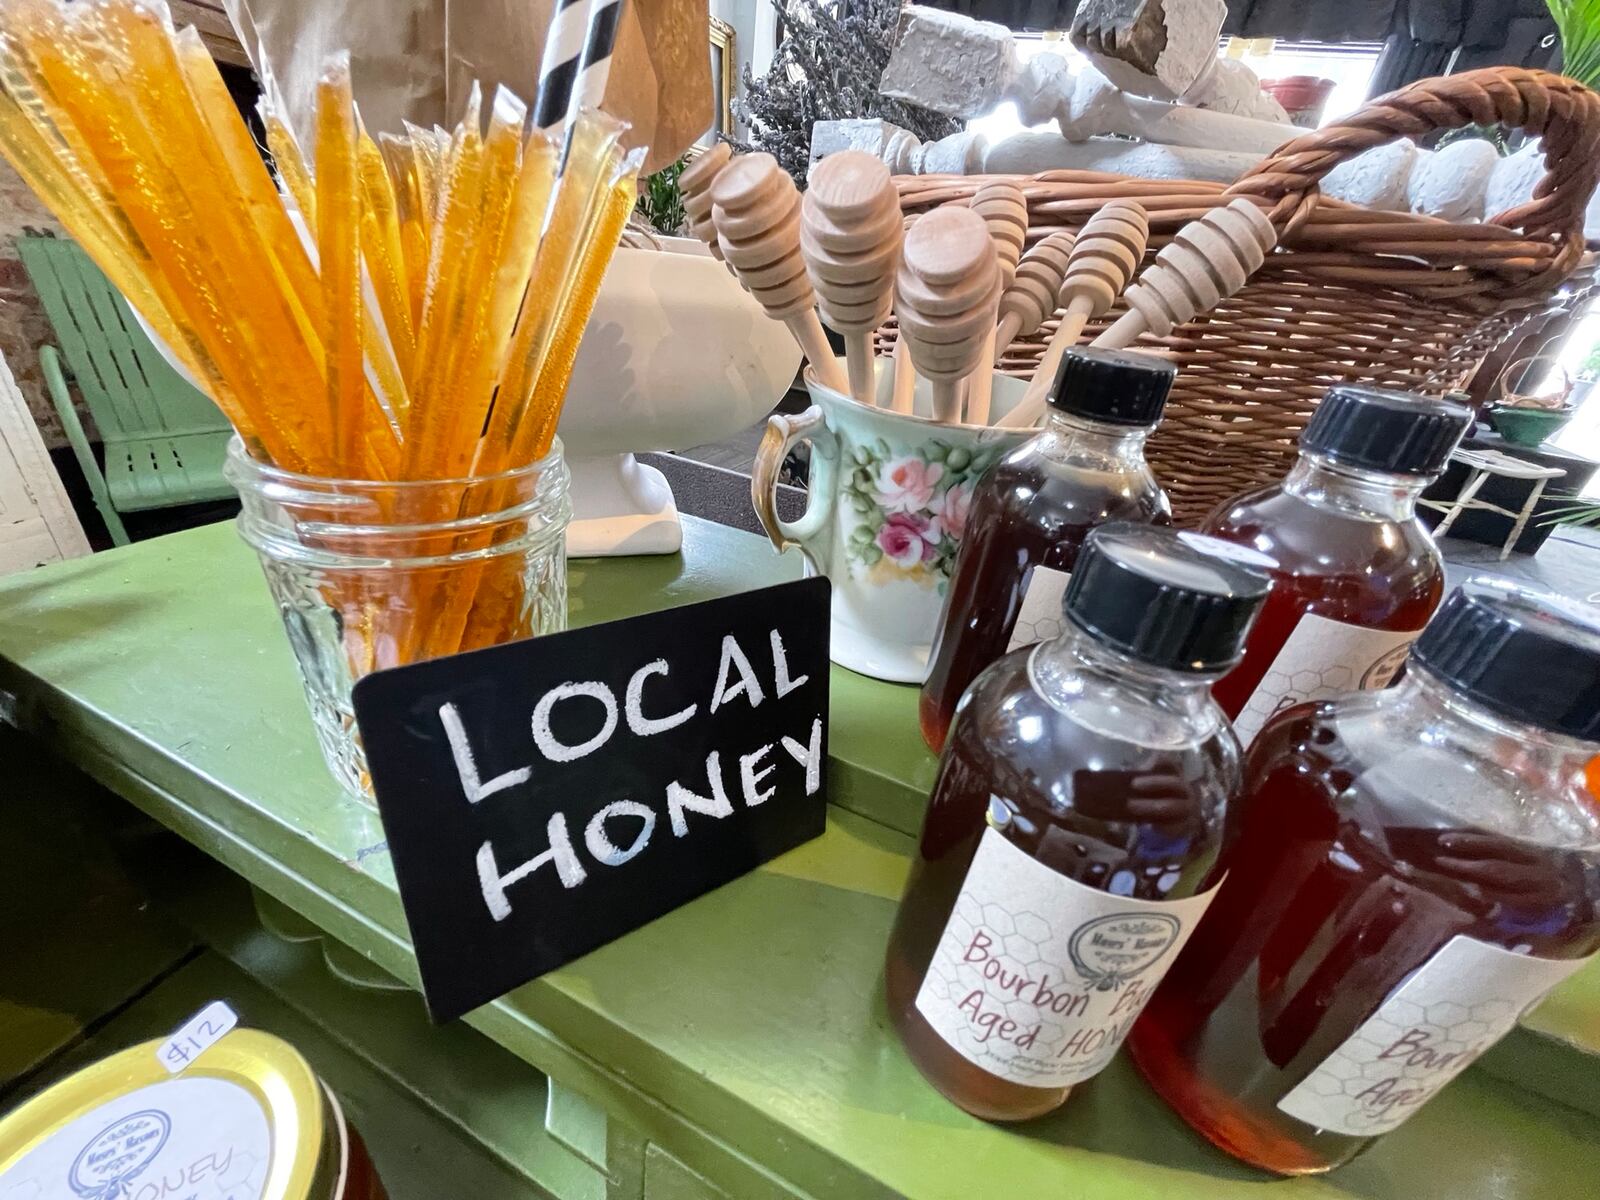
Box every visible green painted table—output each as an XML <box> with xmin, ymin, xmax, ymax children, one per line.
<box><xmin>2</xmin><ymin>516</ymin><xmax>1598</xmax><ymax>1199</ymax></box>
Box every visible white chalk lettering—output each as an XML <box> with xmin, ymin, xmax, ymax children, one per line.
<box><xmin>477</xmin><ymin>813</ymin><xmax>586</xmax><ymax>920</ymax></box>
<box><xmin>780</xmin><ymin>717</ymin><xmax>824</xmax><ymax>795</ymax></box>
<box><xmin>710</xmin><ymin>634</ymin><xmax>765</xmax><ymax>712</ymax></box>
<box><xmin>532</xmin><ymin>681</ymin><xmax>618</xmax><ymax>762</ymax></box>
<box><xmin>439</xmin><ymin>701</ymin><xmax>530</xmax><ymax>803</ymax></box>
<box><xmin>739</xmin><ymin>743</ymin><xmax>777</xmax><ymax>806</ymax></box>
<box><xmin>584</xmin><ymin>800</ymin><xmax>657</xmax><ymax>866</ymax></box>
<box><xmin>770</xmin><ymin>628</ymin><xmax>809</xmax><ymax>698</ymax></box>
<box><xmin>666</xmin><ymin>751</ymin><xmax>734</xmax><ymax>836</ymax></box>
<box><xmin>625</xmin><ymin>659</ymin><xmax>696</xmax><ymax>737</ymax></box>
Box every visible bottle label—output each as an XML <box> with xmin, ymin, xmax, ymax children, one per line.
<box><xmin>1278</xmin><ymin>935</ymin><xmax>1593</xmax><ymax>1136</ymax></box>
<box><xmin>1</xmin><ymin>1075</ymin><xmax>272</xmax><ymax>1197</ymax></box>
<box><xmin>1007</xmin><ymin>566</ymin><xmax>1072</xmax><ymax>651</ymax></box>
<box><xmin>1234</xmin><ymin>614</ymin><xmax>1417</xmax><ymax>746</ymax></box>
<box><xmin>914</xmin><ymin>826</ymin><xmax>1218</xmax><ymax>1089</ymax></box>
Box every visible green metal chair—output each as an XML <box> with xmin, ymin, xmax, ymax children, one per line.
<box><xmin>19</xmin><ymin>235</ymin><xmax>233</xmax><ymax>545</ymax></box>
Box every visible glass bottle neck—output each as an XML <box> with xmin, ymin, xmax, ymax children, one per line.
<box><xmin>1031</xmin><ymin>624</ymin><xmax>1225</xmax><ymax>748</ymax></box>
<box><xmin>1282</xmin><ymin>453</ymin><xmax>1427</xmax><ymax>522</ymax></box>
<box><xmin>1391</xmin><ymin>665</ymin><xmax>1596</xmax><ymax>763</ymax></box>
<box><xmin>1037</xmin><ymin>411</ymin><xmax>1153</xmax><ymax>472</ymax></box>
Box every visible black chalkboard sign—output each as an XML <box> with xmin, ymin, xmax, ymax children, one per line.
<box><xmin>353</xmin><ymin>577</ymin><xmax>831</xmax><ymax>1022</ymax></box>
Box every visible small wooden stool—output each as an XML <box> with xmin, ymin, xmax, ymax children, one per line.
<box><xmin>1423</xmin><ymin>448</ymin><xmax>1567</xmax><ymax>559</ymax></box>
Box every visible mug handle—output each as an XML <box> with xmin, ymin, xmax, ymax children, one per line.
<box><xmin>751</xmin><ymin>404</ymin><xmax>839</xmax><ymax>573</ymax></box>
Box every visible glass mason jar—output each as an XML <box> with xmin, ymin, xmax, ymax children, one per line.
<box><xmin>226</xmin><ymin>437</ymin><xmax>572</xmax><ymax>798</ymax></box>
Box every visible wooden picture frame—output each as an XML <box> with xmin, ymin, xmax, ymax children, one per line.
<box><xmin>709</xmin><ymin>16</ymin><xmax>735</xmax><ymax>138</ymax></box>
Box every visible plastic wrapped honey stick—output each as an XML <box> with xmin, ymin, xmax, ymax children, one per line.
<box><xmin>1002</xmin><ymin>200</ymin><xmax>1149</xmax><ymax>429</ymax></box>
<box><xmin>1093</xmin><ymin>198</ymin><xmax>1277</xmax><ymax>350</ymax></box>
<box><xmin>966</xmin><ymin>179</ymin><xmax>1029</xmax><ymax>423</ymax></box>
<box><xmin>993</xmin><ymin>231</ymin><xmax>1076</xmax><ymax>360</ymax></box>
<box><xmin>711</xmin><ymin>152</ymin><xmax>850</xmax><ymax>394</ymax></box>
<box><xmin>681</xmin><ymin>141</ymin><xmax>732</xmax><ymax>261</ymax></box>
<box><xmin>800</xmin><ymin>150</ymin><xmax>903</xmax><ymax>407</ymax></box>
<box><xmin>895</xmin><ymin>206</ymin><xmax>1002</xmax><ymax>424</ymax></box>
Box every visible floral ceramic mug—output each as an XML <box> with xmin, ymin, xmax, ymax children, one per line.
<box><xmin>752</xmin><ymin>359</ymin><xmax>1031</xmax><ymax>683</ymax></box>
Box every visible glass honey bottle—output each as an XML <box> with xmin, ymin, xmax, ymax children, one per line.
<box><xmin>1129</xmin><ymin>581</ymin><xmax>1600</xmax><ymax>1174</ymax></box>
<box><xmin>920</xmin><ymin>348</ymin><xmax>1175</xmax><ymax>753</ymax></box>
<box><xmin>1204</xmin><ymin>386</ymin><xmax>1470</xmax><ymax>747</ymax></box>
<box><xmin>886</xmin><ymin>524</ymin><xmax>1270</xmax><ymax>1121</ymax></box>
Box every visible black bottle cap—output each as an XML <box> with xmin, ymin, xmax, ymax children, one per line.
<box><xmin>1300</xmin><ymin>385</ymin><xmax>1471</xmax><ymax>477</ymax></box>
<box><xmin>1048</xmin><ymin>346</ymin><xmax>1176</xmax><ymax>427</ymax></box>
<box><xmin>1412</xmin><ymin>580</ymin><xmax>1600</xmax><ymax>741</ymax></box>
<box><xmin>1063</xmin><ymin>524</ymin><xmax>1271</xmax><ymax>672</ymax></box>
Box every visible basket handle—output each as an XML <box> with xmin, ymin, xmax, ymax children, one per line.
<box><xmin>1227</xmin><ymin>67</ymin><xmax>1600</xmax><ymax>282</ymax></box>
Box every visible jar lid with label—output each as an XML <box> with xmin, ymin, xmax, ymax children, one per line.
<box><xmin>0</xmin><ymin>1028</ymin><xmax>380</xmax><ymax>1199</ymax></box>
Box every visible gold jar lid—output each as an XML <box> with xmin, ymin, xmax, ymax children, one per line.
<box><xmin>0</xmin><ymin>1028</ymin><xmax>331</xmax><ymax>1198</ymax></box>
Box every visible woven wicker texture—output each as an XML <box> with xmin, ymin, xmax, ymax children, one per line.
<box><xmin>887</xmin><ymin>68</ymin><xmax>1600</xmax><ymax>523</ymax></box>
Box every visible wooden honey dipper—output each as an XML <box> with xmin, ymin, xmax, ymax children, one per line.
<box><xmin>1002</xmin><ymin>200</ymin><xmax>1150</xmax><ymax>428</ymax></box>
<box><xmin>1094</xmin><ymin>198</ymin><xmax>1277</xmax><ymax>350</ymax></box>
<box><xmin>711</xmin><ymin>152</ymin><xmax>850</xmax><ymax>393</ymax></box>
<box><xmin>680</xmin><ymin>142</ymin><xmax>732</xmax><ymax>262</ymax></box>
<box><xmin>966</xmin><ymin>179</ymin><xmax>1029</xmax><ymax>423</ymax></box>
<box><xmin>895</xmin><ymin>205</ymin><xmax>1002</xmax><ymax>424</ymax></box>
<box><xmin>993</xmin><ymin>230</ymin><xmax>1076</xmax><ymax>361</ymax></box>
<box><xmin>800</xmin><ymin>150</ymin><xmax>903</xmax><ymax>407</ymax></box>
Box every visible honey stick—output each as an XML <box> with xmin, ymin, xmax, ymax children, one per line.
<box><xmin>401</xmin><ymin>85</ymin><xmax>486</xmax><ymax>477</ymax></box>
<box><xmin>446</xmin><ymin>161</ymin><xmax>639</xmax><ymax>659</ymax></box>
<box><xmin>478</xmin><ymin>109</ymin><xmax>626</xmax><ymax>471</ymax></box>
<box><xmin>357</xmin><ymin>127</ymin><xmax>415</xmax><ymax>376</ymax></box>
<box><xmin>26</xmin><ymin>4</ymin><xmax>323</xmax><ymax>469</ymax></box>
<box><xmin>314</xmin><ymin>57</ymin><xmax>365</xmax><ymax>472</ymax></box>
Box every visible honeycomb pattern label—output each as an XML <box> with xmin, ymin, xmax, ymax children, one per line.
<box><xmin>914</xmin><ymin>827</ymin><xmax>1218</xmax><ymax>1089</ymax></box>
<box><xmin>1233</xmin><ymin>614</ymin><xmax>1420</xmax><ymax>746</ymax></box>
<box><xmin>1</xmin><ymin>1076</ymin><xmax>270</xmax><ymax>1200</ymax></box>
<box><xmin>1278</xmin><ymin>934</ymin><xmax>1593</xmax><ymax>1136</ymax></box>
<box><xmin>1007</xmin><ymin>567</ymin><xmax>1072</xmax><ymax>651</ymax></box>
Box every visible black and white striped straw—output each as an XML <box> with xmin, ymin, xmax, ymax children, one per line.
<box><xmin>532</xmin><ymin>0</ymin><xmax>590</xmax><ymax>136</ymax></box>
<box><xmin>571</xmin><ymin>0</ymin><xmax>626</xmax><ymax>116</ymax></box>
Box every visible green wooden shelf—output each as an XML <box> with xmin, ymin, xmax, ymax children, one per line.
<box><xmin>1</xmin><ymin>517</ymin><xmax>1598</xmax><ymax>1199</ymax></box>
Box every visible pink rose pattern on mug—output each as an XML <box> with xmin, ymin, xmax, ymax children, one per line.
<box><xmin>843</xmin><ymin>439</ymin><xmax>998</xmax><ymax>591</ymax></box>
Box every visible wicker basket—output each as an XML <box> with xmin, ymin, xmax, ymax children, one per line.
<box><xmin>889</xmin><ymin>67</ymin><xmax>1600</xmax><ymax>524</ymax></box>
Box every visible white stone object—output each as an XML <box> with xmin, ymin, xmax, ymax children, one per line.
<box><xmin>881</xmin><ymin>7</ymin><xmax>1291</xmax><ymax>155</ymax></box>
<box><xmin>1321</xmin><ymin>140</ymin><xmax>1418</xmax><ymax>211</ymax></box>
<box><xmin>919</xmin><ymin>129</ymin><xmax>989</xmax><ymax>175</ymax></box>
<box><xmin>1014</xmin><ymin>52</ymin><xmax>1075</xmax><ymax>127</ymax></box>
<box><xmin>1070</xmin><ymin>0</ymin><xmax>1228</xmax><ymax>102</ymax></box>
<box><xmin>1484</xmin><ymin>141</ymin><xmax>1545</xmax><ymax>224</ymax></box>
<box><xmin>1182</xmin><ymin>57</ymin><xmax>1288</xmax><ymax>123</ymax></box>
<box><xmin>884</xmin><ymin>129</ymin><xmax>921</xmax><ymax>174</ymax></box>
<box><xmin>1407</xmin><ymin>139</ymin><xmax>1499</xmax><ymax>221</ymax></box>
<box><xmin>808</xmin><ymin>118</ymin><xmax>909</xmax><ymax>170</ymax></box>
<box><xmin>982</xmin><ymin>132</ymin><xmax>1261</xmax><ymax>184</ymax></box>
<box><xmin>879</xmin><ymin>5</ymin><xmax>1018</xmax><ymax>120</ymax></box>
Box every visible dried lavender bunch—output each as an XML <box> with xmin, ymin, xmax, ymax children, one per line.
<box><xmin>733</xmin><ymin>0</ymin><xmax>962</xmax><ymax>184</ymax></box>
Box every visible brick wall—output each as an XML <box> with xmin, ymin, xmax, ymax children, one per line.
<box><xmin>0</xmin><ymin>158</ymin><xmax>68</xmax><ymax>447</ymax></box>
